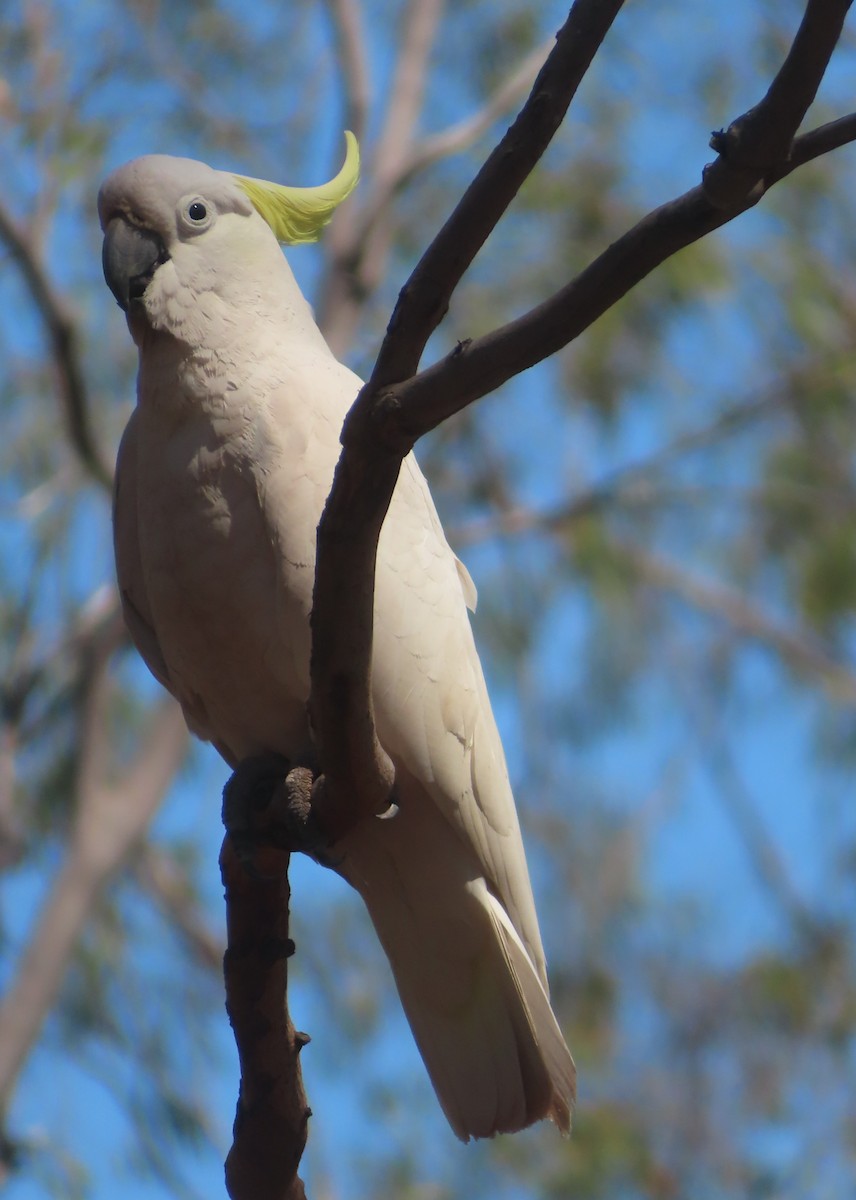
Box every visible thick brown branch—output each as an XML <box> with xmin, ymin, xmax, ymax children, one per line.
<box><xmin>0</xmin><ymin>201</ymin><xmax>113</xmax><ymax>491</ymax></box>
<box><xmin>783</xmin><ymin>109</ymin><xmax>856</xmax><ymax>171</ymax></box>
<box><xmin>221</xmin><ymin>837</ymin><xmax>309</xmax><ymax>1200</ymax></box>
<box><xmin>308</xmin><ymin>449</ymin><xmax>398</xmax><ymax>841</ymax></box>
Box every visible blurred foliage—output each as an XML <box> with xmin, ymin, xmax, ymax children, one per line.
<box><xmin>1</xmin><ymin>2</ymin><xmax>856</xmax><ymax>1199</ymax></box>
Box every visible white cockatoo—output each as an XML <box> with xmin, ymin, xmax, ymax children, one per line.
<box><xmin>99</xmin><ymin>135</ymin><xmax>575</xmax><ymax>1141</ymax></box>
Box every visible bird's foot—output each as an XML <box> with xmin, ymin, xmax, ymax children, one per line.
<box><xmin>222</xmin><ymin>753</ymin><xmax>330</xmax><ymax>868</ymax></box>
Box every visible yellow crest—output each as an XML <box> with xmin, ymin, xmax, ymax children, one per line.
<box><xmin>235</xmin><ymin>132</ymin><xmax>359</xmax><ymax>245</ymax></box>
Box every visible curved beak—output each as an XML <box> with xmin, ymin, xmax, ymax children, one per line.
<box><xmin>102</xmin><ymin>216</ymin><xmax>167</xmax><ymax>311</ymax></box>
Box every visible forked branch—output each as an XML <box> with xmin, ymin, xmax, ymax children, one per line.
<box><xmin>309</xmin><ymin>0</ymin><xmax>627</xmax><ymax>841</ymax></box>
<box><xmin>308</xmin><ymin>0</ymin><xmax>856</xmax><ymax>843</ymax></box>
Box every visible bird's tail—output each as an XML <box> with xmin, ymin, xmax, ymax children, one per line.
<box><xmin>339</xmin><ymin>795</ymin><xmax>576</xmax><ymax>1140</ymax></box>
<box><xmin>401</xmin><ymin>882</ymin><xmax>575</xmax><ymax>1140</ymax></box>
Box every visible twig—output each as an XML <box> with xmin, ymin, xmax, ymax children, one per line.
<box><xmin>0</xmin><ymin>200</ymin><xmax>113</xmax><ymax>491</ymax></box>
<box><xmin>455</xmin><ymin>400</ymin><xmax>790</xmax><ymax>545</ymax></box>
<box><xmin>626</xmin><ymin>543</ymin><xmax>856</xmax><ymax>707</ymax></box>
<box><xmin>318</xmin><ymin>23</ymin><xmax>550</xmax><ymax>354</ymax></box>
<box><xmin>318</xmin><ymin>0</ymin><xmax>444</xmax><ymax>354</ymax></box>
<box><xmin>451</xmin><ymin>354</ymin><xmax>853</xmax><ymax>545</ymax></box>
<box><xmin>663</xmin><ymin>639</ymin><xmax>825</xmax><ymax>940</ymax></box>
<box><xmin>221</xmin><ymin>837</ymin><xmax>309</xmax><ymax>1200</ymax></box>
<box><xmin>134</xmin><ymin>843</ymin><xmax>224</xmax><ymax>973</ymax></box>
<box><xmin>401</xmin><ymin>38</ymin><xmax>554</xmax><ymax>182</ymax></box>
<box><xmin>0</xmin><ymin>726</ymin><xmax>23</xmax><ymax>872</ymax></box>
<box><xmin>697</xmin><ymin>711</ymin><xmax>823</xmax><ymax>939</ymax></box>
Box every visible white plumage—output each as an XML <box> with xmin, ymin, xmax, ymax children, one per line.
<box><xmin>99</xmin><ymin>150</ymin><xmax>575</xmax><ymax>1140</ymax></box>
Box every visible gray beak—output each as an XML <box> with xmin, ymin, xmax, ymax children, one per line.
<box><xmin>102</xmin><ymin>216</ymin><xmax>167</xmax><ymax>311</ymax></box>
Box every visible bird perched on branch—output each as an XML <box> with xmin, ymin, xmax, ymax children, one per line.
<box><xmin>99</xmin><ymin>134</ymin><xmax>575</xmax><ymax>1140</ymax></box>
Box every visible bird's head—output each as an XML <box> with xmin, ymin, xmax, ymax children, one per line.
<box><xmin>98</xmin><ymin>134</ymin><xmax>359</xmax><ymax>344</ymax></box>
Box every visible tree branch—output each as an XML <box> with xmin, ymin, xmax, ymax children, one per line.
<box><xmin>704</xmin><ymin>0</ymin><xmax>852</xmax><ymax>205</ymax></box>
<box><xmin>324</xmin><ymin>0</ymin><xmax>371</xmax><ymax>145</ymax></box>
<box><xmin>0</xmin><ymin>200</ymin><xmax>113</xmax><ymax>491</ymax></box>
<box><xmin>309</xmin><ymin>0</ymin><xmax>856</xmax><ymax>843</ymax></box>
<box><xmin>688</xmin><ymin>694</ymin><xmax>824</xmax><ymax>940</ymax></box>
<box><xmin>371</xmin><ymin>0</ymin><xmax>445</xmax><ymax>192</ymax></box>
<box><xmin>309</xmin><ymin>0</ymin><xmax>628</xmax><ymax>840</ymax></box>
<box><xmin>221</xmin><ymin>837</ymin><xmax>309</xmax><ymax>1200</ymax></box>
<box><xmin>134</xmin><ymin>843</ymin><xmax>224</xmax><ymax>973</ymax></box>
<box><xmin>376</xmin><ymin>106</ymin><xmax>856</xmax><ymax>445</ymax></box>
<box><xmin>318</xmin><ymin>29</ymin><xmax>551</xmax><ymax>354</ymax></box>
<box><xmin>785</xmin><ymin>108</ymin><xmax>856</xmax><ymax>170</ymax></box>
<box><xmin>454</xmin><ymin>400</ymin><xmax>790</xmax><ymax>547</ymax></box>
<box><xmin>366</xmin><ymin>0</ymin><xmax>628</xmax><ymax>390</ymax></box>
<box><xmin>318</xmin><ymin>0</ymin><xmax>444</xmax><ymax>355</ymax></box>
<box><xmin>401</xmin><ymin>38</ymin><xmax>554</xmax><ymax>180</ymax></box>
<box><xmin>626</xmin><ymin>543</ymin><xmax>856</xmax><ymax>707</ymax></box>
<box><xmin>450</xmin><ymin>352</ymin><xmax>853</xmax><ymax>547</ymax></box>
<box><xmin>0</xmin><ymin>693</ymin><xmax>187</xmax><ymax>1113</ymax></box>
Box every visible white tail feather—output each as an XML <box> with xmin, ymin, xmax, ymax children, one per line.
<box><xmin>340</xmin><ymin>794</ymin><xmax>576</xmax><ymax>1140</ymax></box>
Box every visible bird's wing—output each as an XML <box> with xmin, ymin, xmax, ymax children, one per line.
<box><xmin>113</xmin><ymin>408</ymin><xmax>225</xmax><ymax>753</ymax></box>
<box><xmin>113</xmin><ymin>409</ymin><xmax>172</xmax><ymax>692</ymax></box>
<box><xmin>372</xmin><ymin>450</ymin><xmax>548</xmax><ymax>986</ymax></box>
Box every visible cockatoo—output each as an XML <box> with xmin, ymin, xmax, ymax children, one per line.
<box><xmin>98</xmin><ymin>135</ymin><xmax>575</xmax><ymax>1141</ymax></box>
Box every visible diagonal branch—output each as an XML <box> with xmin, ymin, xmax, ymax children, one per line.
<box><xmin>366</xmin><ymin>0</ymin><xmax>628</xmax><ymax>390</ymax></box>
<box><xmin>787</xmin><ymin>108</ymin><xmax>856</xmax><ymax>169</ymax></box>
<box><xmin>688</xmin><ymin>697</ymin><xmax>824</xmax><ymax>940</ymax></box>
<box><xmin>374</xmin><ymin>107</ymin><xmax>856</xmax><ymax>445</ymax></box>
<box><xmin>0</xmin><ymin>201</ymin><xmax>113</xmax><ymax>491</ymax></box>
<box><xmin>625</xmin><ymin>543</ymin><xmax>856</xmax><ymax>707</ymax></box>
<box><xmin>308</xmin><ymin>0</ymin><xmax>855</xmax><ymax>842</ymax></box>
<box><xmin>318</xmin><ymin>28</ymin><xmax>549</xmax><ymax>355</ymax></box>
<box><xmin>0</xmin><ymin>693</ymin><xmax>187</xmax><ymax>1114</ymax></box>
<box><xmin>401</xmin><ymin>38</ymin><xmax>554</xmax><ymax>179</ymax></box>
<box><xmin>453</xmin><ymin>391</ymin><xmax>792</xmax><ymax>546</ymax></box>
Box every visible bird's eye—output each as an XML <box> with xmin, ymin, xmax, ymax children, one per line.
<box><xmin>187</xmin><ymin>201</ymin><xmax>208</xmax><ymax>222</ymax></box>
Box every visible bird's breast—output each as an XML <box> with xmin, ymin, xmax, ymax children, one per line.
<box><xmin>133</xmin><ymin>401</ymin><xmax>320</xmax><ymax>762</ymax></box>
